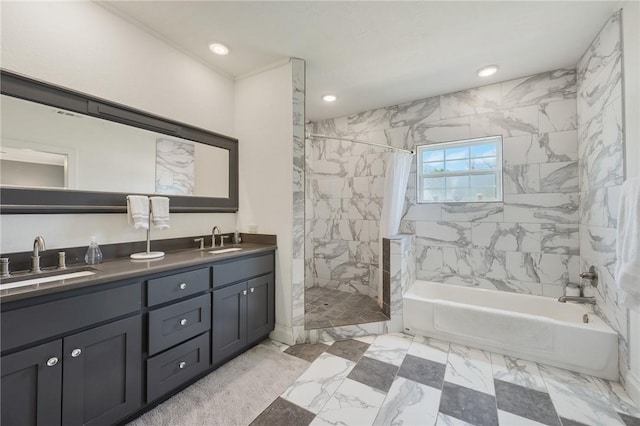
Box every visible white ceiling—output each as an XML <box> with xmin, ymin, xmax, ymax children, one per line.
<box><xmin>102</xmin><ymin>1</ymin><xmax>621</xmax><ymax>122</ymax></box>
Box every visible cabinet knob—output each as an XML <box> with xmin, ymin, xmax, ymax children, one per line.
<box><xmin>71</xmin><ymin>348</ymin><xmax>82</xmax><ymax>357</ymax></box>
<box><xmin>46</xmin><ymin>357</ymin><xmax>59</xmax><ymax>367</ymax></box>
<box><xmin>250</xmin><ymin>287</ymin><xmax>254</xmax><ymax>293</ymax></box>
<box><xmin>242</xmin><ymin>290</ymin><xmax>247</xmax><ymax>296</ymax></box>
<box><xmin>179</xmin><ymin>283</ymin><xmax>187</xmax><ymax>290</ymax></box>
<box><xmin>178</xmin><ymin>361</ymin><xmax>186</xmax><ymax>369</ymax></box>
<box><xmin>180</xmin><ymin>319</ymin><xmax>187</xmax><ymax>326</ymax></box>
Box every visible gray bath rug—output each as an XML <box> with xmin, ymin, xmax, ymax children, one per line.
<box><xmin>128</xmin><ymin>342</ymin><xmax>310</xmax><ymax>426</ymax></box>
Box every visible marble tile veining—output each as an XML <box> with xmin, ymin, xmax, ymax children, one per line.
<box><xmin>364</xmin><ymin>334</ymin><xmax>413</xmax><ymax>367</ymax></box>
<box><xmin>444</xmin><ymin>344</ymin><xmax>495</xmax><ymax>396</ymax></box>
<box><xmin>281</xmin><ymin>353</ymin><xmax>356</xmax><ymax>414</ymax></box>
<box><xmin>374</xmin><ymin>377</ymin><xmax>442</xmax><ymax>426</ymax></box>
<box><xmin>312</xmin><ymin>379</ymin><xmax>386</xmax><ymax>426</ymax></box>
<box><xmin>257</xmin><ymin>333</ymin><xmax>639</xmax><ymax>426</ymax></box>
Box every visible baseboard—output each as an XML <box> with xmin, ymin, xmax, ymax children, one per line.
<box><xmin>269</xmin><ymin>324</ymin><xmax>295</xmax><ymax>346</ymax></box>
<box><xmin>625</xmin><ymin>371</ymin><xmax>640</xmax><ymax>406</ymax></box>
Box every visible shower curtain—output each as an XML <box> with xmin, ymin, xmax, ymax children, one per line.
<box><xmin>378</xmin><ymin>151</ymin><xmax>413</xmax><ymax>307</ymax></box>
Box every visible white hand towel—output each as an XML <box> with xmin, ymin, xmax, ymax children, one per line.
<box><xmin>616</xmin><ymin>177</ymin><xmax>640</xmax><ymax>310</ymax></box>
<box><xmin>150</xmin><ymin>196</ymin><xmax>170</xmax><ymax>230</ymax></box>
<box><xmin>127</xmin><ymin>195</ymin><xmax>149</xmax><ymax>230</ymax></box>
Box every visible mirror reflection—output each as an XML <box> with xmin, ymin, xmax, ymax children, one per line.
<box><xmin>0</xmin><ymin>95</ymin><xmax>229</xmax><ymax>198</ymax></box>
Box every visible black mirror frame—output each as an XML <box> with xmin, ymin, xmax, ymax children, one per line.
<box><xmin>0</xmin><ymin>70</ymin><xmax>239</xmax><ymax>214</ymax></box>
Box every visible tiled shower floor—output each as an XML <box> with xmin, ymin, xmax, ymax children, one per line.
<box><xmin>253</xmin><ymin>333</ymin><xmax>640</xmax><ymax>426</ymax></box>
<box><xmin>304</xmin><ymin>287</ymin><xmax>389</xmax><ymax>329</ymax></box>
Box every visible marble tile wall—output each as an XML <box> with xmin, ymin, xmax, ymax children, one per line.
<box><xmin>306</xmin><ymin>125</ymin><xmax>386</xmax><ymax>298</ymax></box>
<box><xmin>291</xmin><ymin>58</ymin><xmax>306</xmax><ymax>333</ymax></box>
<box><xmin>576</xmin><ymin>11</ymin><xmax>629</xmax><ymax>383</ymax></box>
<box><xmin>308</xmin><ymin>68</ymin><xmax>580</xmax><ymax>299</ymax></box>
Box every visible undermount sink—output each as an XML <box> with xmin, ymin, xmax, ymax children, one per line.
<box><xmin>208</xmin><ymin>248</ymin><xmax>243</xmax><ymax>254</ymax></box>
<box><xmin>0</xmin><ymin>269</ymin><xmax>96</xmax><ymax>291</ymax></box>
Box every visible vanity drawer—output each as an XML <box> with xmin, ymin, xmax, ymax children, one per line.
<box><xmin>212</xmin><ymin>254</ymin><xmax>274</xmax><ymax>288</ymax></box>
<box><xmin>146</xmin><ymin>332</ymin><xmax>210</xmax><ymax>402</ymax></box>
<box><xmin>148</xmin><ymin>294</ymin><xmax>211</xmax><ymax>356</ymax></box>
<box><xmin>1</xmin><ymin>282</ymin><xmax>141</xmax><ymax>352</ymax></box>
<box><xmin>147</xmin><ymin>268</ymin><xmax>209</xmax><ymax>307</ymax></box>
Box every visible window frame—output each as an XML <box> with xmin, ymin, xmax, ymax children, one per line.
<box><xmin>416</xmin><ymin>135</ymin><xmax>503</xmax><ymax>204</ymax></box>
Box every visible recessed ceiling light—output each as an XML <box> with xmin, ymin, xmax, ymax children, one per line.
<box><xmin>209</xmin><ymin>43</ymin><xmax>230</xmax><ymax>56</ymax></box>
<box><xmin>477</xmin><ymin>65</ymin><xmax>498</xmax><ymax>77</ymax></box>
<box><xmin>322</xmin><ymin>94</ymin><xmax>337</xmax><ymax>102</ymax></box>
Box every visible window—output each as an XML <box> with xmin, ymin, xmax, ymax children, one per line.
<box><xmin>416</xmin><ymin>136</ymin><xmax>503</xmax><ymax>203</ymax></box>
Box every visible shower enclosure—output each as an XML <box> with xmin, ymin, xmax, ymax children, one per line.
<box><xmin>304</xmin><ymin>129</ymin><xmax>412</xmax><ymax>330</ymax></box>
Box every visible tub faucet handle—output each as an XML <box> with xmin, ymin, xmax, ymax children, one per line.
<box><xmin>579</xmin><ymin>266</ymin><xmax>598</xmax><ymax>287</ymax></box>
<box><xmin>1</xmin><ymin>258</ymin><xmax>10</xmax><ymax>278</ymax></box>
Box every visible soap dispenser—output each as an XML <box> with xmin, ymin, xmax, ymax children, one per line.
<box><xmin>85</xmin><ymin>236</ymin><xmax>103</xmax><ymax>265</ymax></box>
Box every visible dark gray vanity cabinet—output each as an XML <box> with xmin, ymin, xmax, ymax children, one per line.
<box><xmin>145</xmin><ymin>267</ymin><xmax>212</xmax><ymax>403</ymax></box>
<box><xmin>211</xmin><ymin>254</ymin><xmax>275</xmax><ymax>364</ymax></box>
<box><xmin>246</xmin><ymin>273</ymin><xmax>275</xmax><ymax>346</ymax></box>
<box><xmin>0</xmin><ymin>248</ymin><xmax>276</xmax><ymax>425</ymax></box>
<box><xmin>212</xmin><ymin>281</ymin><xmax>247</xmax><ymax>362</ymax></box>
<box><xmin>62</xmin><ymin>315</ymin><xmax>142</xmax><ymax>426</ymax></box>
<box><xmin>0</xmin><ymin>282</ymin><xmax>143</xmax><ymax>426</ymax></box>
<box><xmin>1</xmin><ymin>340</ymin><xmax>63</xmax><ymax>426</ymax></box>
<box><xmin>0</xmin><ymin>315</ymin><xmax>142</xmax><ymax>426</ymax></box>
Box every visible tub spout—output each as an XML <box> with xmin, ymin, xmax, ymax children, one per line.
<box><xmin>557</xmin><ymin>295</ymin><xmax>596</xmax><ymax>304</ymax></box>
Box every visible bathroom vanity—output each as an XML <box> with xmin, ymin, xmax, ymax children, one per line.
<box><xmin>0</xmin><ymin>244</ymin><xmax>276</xmax><ymax>426</ymax></box>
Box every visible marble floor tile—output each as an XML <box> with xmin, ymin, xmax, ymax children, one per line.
<box><xmin>445</xmin><ymin>344</ymin><xmax>495</xmax><ymax>395</ymax></box>
<box><xmin>618</xmin><ymin>412</ymin><xmax>640</xmax><ymax>426</ymax></box>
<box><xmin>538</xmin><ymin>365</ymin><xmax>626</xmax><ymax>426</ymax></box>
<box><xmin>494</xmin><ymin>379</ymin><xmax>560</xmax><ymax>426</ymax></box>
<box><xmin>374</xmin><ymin>377</ymin><xmax>441</xmax><ymax>426</ymax></box>
<box><xmin>354</xmin><ymin>335</ymin><xmax>377</xmax><ymax>344</ymax></box>
<box><xmin>250</xmin><ymin>397</ymin><xmax>315</xmax><ymax>426</ymax></box>
<box><xmin>311</xmin><ymin>378</ymin><xmax>386</xmax><ymax>426</ymax></box>
<box><xmin>498</xmin><ymin>410</ymin><xmax>550</xmax><ymax>426</ymax></box>
<box><xmin>407</xmin><ymin>335</ymin><xmax>450</xmax><ymax>364</ymax></box>
<box><xmin>325</xmin><ymin>339</ymin><xmax>371</xmax><ymax>362</ymax></box>
<box><xmin>491</xmin><ymin>353</ymin><xmax>547</xmax><ymax>393</ymax></box>
<box><xmin>285</xmin><ymin>343</ymin><xmax>330</xmax><ymax>363</ymax></box>
<box><xmin>437</xmin><ymin>412</ymin><xmax>475</xmax><ymax>426</ymax></box>
<box><xmin>592</xmin><ymin>377</ymin><xmax>640</xmax><ymax>418</ymax></box>
<box><xmin>364</xmin><ymin>333</ymin><xmax>413</xmax><ymax>366</ymax></box>
<box><xmin>559</xmin><ymin>418</ymin><xmax>589</xmax><ymax>426</ymax></box>
<box><xmin>439</xmin><ymin>381</ymin><xmax>498</xmax><ymax>426</ymax></box>
<box><xmin>253</xmin><ymin>332</ymin><xmax>638</xmax><ymax>426</ymax></box>
<box><xmin>347</xmin><ymin>356</ymin><xmax>399</xmax><ymax>393</ymax></box>
<box><xmin>281</xmin><ymin>353</ymin><xmax>355</xmax><ymax>414</ymax></box>
<box><xmin>397</xmin><ymin>354</ymin><xmax>446</xmax><ymax>390</ymax></box>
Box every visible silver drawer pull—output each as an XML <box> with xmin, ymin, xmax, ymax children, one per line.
<box><xmin>46</xmin><ymin>357</ymin><xmax>59</xmax><ymax>367</ymax></box>
<box><xmin>71</xmin><ymin>348</ymin><xmax>82</xmax><ymax>358</ymax></box>
<box><xmin>250</xmin><ymin>287</ymin><xmax>254</xmax><ymax>293</ymax></box>
<box><xmin>178</xmin><ymin>361</ymin><xmax>186</xmax><ymax>369</ymax></box>
<box><xmin>179</xmin><ymin>283</ymin><xmax>187</xmax><ymax>290</ymax></box>
<box><xmin>180</xmin><ymin>318</ymin><xmax>187</xmax><ymax>326</ymax></box>
<box><xmin>242</xmin><ymin>290</ymin><xmax>247</xmax><ymax>296</ymax></box>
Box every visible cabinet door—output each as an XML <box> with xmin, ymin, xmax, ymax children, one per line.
<box><xmin>212</xmin><ymin>281</ymin><xmax>247</xmax><ymax>363</ymax></box>
<box><xmin>246</xmin><ymin>273</ymin><xmax>275</xmax><ymax>345</ymax></box>
<box><xmin>1</xmin><ymin>340</ymin><xmax>63</xmax><ymax>426</ymax></box>
<box><xmin>62</xmin><ymin>315</ymin><xmax>142</xmax><ymax>426</ymax></box>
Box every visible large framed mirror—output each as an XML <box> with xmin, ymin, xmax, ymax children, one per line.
<box><xmin>0</xmin><ymin>70</ymin><xmax>238</xmax><ymax>214</ymax></box>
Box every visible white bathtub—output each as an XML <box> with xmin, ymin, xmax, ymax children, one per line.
<box><xmin>403</xmin><ymin>280</ymin><xmax>619</xmax><ymax>380</ymax></box>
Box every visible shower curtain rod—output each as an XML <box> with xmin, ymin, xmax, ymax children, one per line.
<box><xmin>307</xmin><ymin>132</ymin><xmax>414</xmax><ymax>154</ymax></box>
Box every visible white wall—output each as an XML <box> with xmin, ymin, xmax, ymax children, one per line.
<box><xmin>621</xmin><ymin>1</ymin><xmax>640</xmax><ymax>405</ymax></box>
<box><xmin>0</xmin><ymin>1</ymin><xmax>237</xmax><ymax>252</ymax></box>
<box><xmin>235</xmin><ymin>62</ymin><xmax>294</xmax><ymax>334</ymax></box>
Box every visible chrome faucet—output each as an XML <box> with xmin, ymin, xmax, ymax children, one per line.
<box><xmin>557</xmin><ymin>295</ymin><xmax>596</xmax><ymax>304</ymax></box>
<box><xmin>211</xmin><ymin>226</ymin><xmax>221</xmax><ymax>248</ymax></box>
<box><xmin>31</xmin><ymin>235</ymin><xmax>46</xmax><ymax>273</ymax></box>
